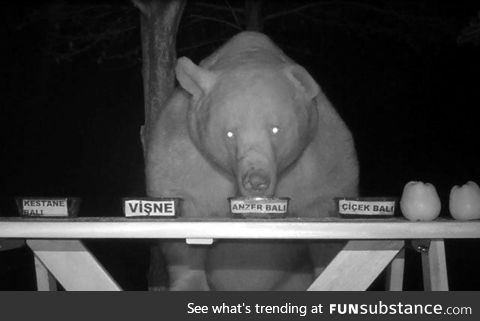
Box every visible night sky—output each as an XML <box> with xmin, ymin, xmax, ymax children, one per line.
<box><xmin>1</xmin><ymin>0</ymin><xmax>480</xmax><ymax>290</ymax></box>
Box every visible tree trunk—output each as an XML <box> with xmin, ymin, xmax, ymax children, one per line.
<box><xmin>133</xmin><ymin>0</ymin><xmax>185</xmax><ymax>291</ymax></box>
<box><xmin>245</xmin><ymin>0</ymin><xmax>263</xmax><ymax>32</ymax></box>
<box><xmin>133</xmin><ymin>0</ymin><xmax>185</xmax><ymax>153</ymax></box>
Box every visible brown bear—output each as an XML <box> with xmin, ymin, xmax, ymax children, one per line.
<box><xmin>146</xmin><ymin>31</ymin><xmax>358</xmax><ymax>290</ymax></box>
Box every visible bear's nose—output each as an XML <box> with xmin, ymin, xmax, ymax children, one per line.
<box><xmin>243</xmin><ymin>171</ymin><xmax>271</xmax><ymax>192</ymax></box>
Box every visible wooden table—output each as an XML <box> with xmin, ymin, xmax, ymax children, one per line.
<box><xmin>1</xmin><ymin>217</ymin><xmax>479</xmax><ymax>291</ymax></box>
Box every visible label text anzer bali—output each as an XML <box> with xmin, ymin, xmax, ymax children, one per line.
<box><xmin>230</xmin><ymin>199</ymin><xmax>288</xmax><ymax>214</ymax></box>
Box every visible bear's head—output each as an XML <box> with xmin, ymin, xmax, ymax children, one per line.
<box><xmin>176</xmin><ymin>57</ymin><xmax>319</xmax><ymax>197</ymax></box>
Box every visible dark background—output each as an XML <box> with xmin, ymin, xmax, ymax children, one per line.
<box><xmin>1</xmin><ymin>0</ymin><xmax>479</xmax><ymax>290</ymax></box>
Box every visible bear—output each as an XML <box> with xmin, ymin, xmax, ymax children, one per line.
<box><xmin>146</xmin><ymin>31</ymin><xmax>358</xmax><ymax>291</ymax></box>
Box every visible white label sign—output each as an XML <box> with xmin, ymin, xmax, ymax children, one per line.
<box><xmin>124</xmin><ymin>199</ymin><xmax>176</xmax><ymax>217</ymax></box>
<box><xmin>230</xmin><ymin>199</ymin><xmax>287</xmax><ymax>214</ymax></box>
<box><xmin>338</xmin><ymin>200</ymin><xmax>395</xmax><ymax>215</ymax></box>
<box><xmin>22</xmin><ymin>198</ymin><xmax>69</xmax><ymax>217</ymax></box>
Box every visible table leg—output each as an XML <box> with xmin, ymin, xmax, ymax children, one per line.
<box><xmin>386</xmin><ymin>247</ymin><xmax>405</xmax><ymax>291</ymax></box>
<box><xmin>308</xmin><ymin>240</ymin><xmax>404</xmax><ymax>291</ymax></box>
<box><xmin>421</xmin><ymin>239</ymin><xmax>449</xmax><ymax>291</ymax></box>
<box><xmin>27</xmin><ymin>239</ymin><xmax>121</xmax><ymax>291</ymax></box>
<box><xmin>34</xmin><ymin>255</ymin><xmax>57</xmax><ymax>291</ymax></box>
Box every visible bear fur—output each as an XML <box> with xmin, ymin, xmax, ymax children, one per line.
<box><xmin>146</xmin><ymin>31</ymin><xmax>358</xmax><ymax>290</ymax></box>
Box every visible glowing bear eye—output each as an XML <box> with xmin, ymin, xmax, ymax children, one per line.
<box><xmin>271</xmin><ymin>126</ymin><xmax>279</xmax><ymax>135</ymax></box>
<box><xmin>227</xmin><ymin>131</ymin><xmax>234</xmax><ymax>138</ymax></box>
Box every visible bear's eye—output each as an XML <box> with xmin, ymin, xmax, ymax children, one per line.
<box><xmin>226</xmin><ymin>131</ymin><xmax>235</xmax><ymax>139</ymax></box>
<box><xmin>271</xmin><ymin>126</ymin><xmax>279</xmax><ymax>135</ymax></box>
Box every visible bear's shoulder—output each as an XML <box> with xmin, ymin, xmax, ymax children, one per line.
<box><xmin>151</xmin><ymin>90</ymin><xmax>190</xmax><ymax>144</ymax></box>
<box><xmin>200</xmin><ymin>32</ymin><xmax>291</xmax><ymax>70</ymax></box>
<box><xmin>227</xmin><ymin>31</ymin><xmax>275</xmax><ymax>49</ymax></box>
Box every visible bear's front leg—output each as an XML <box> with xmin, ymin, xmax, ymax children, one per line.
<box><xmin>308</xmin><ymin>240</ymin><xmax>346</xmax><ymax>278</ymax></box>
<box><xmin>145</xmin><ymin>189</ymin><xmax>218</xmax><ymax>291</ymax></box>
<box><xmin>161</xmin><ymin>241</ymin><xmax>210</xmax><ymax>291</ymax></box>
<box><xmin>302</xmin><ymin>195</ymin><xmax>347</xmax><ymax>279</ymax></box>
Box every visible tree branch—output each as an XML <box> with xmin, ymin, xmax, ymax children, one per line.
<box><xmin>188</xmin><ymin>13</ymin><xmax>242</xmax><ymax>31</ymax></box>
<box><xmin>225</xmin><ymin>0</ymin><xmax>242</xmax><ymax>27</ymax></box>
<box><xmin>178</xmin><ymin>37</ymin><xmax>230</xmax><ymax>51</ymax></box>
<box><xmin>264</xmin><ymin>0</ymin><xmax>444</xmax><ymax>26</ymax></box>
<box><xmin>193</xmin><ymin>1</ymin><xmax>242</xmax><ymax>13</ymax></box>
<box><xmin>131</xmin><ymin>0</ymin><xmax>150</xmax><ymax>17</ymax></box>
<box><xmin>457</xmin><ymin>11</ymin><xmax>480</xmax><ymax>44</ymax></box>
<box><xmin>264</xmin><ymin>2</ymin><xmax>328</xmax><ymax>21</ymax></box>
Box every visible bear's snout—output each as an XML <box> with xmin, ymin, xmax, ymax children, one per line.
<box><xmin>242</xmin><ymin>170</ymin><xmax>271</xmax><ymax>194</ymax></box>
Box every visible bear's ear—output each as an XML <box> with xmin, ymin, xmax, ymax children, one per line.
<box><xmin>308</xmin><ymin>97</ymin><xmax>319</xmax><ymax>137</ymax></box>
<box><xmin>175</xmin><ymin>57</ymin><xmax>217</xmax><ymax>99</ymax></box>
<box><xmin>283</xmin><ymin>65</ymin><xmax>320</xmax><ymax>101</ymax></box>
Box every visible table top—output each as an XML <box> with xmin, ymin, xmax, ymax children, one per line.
<box><xmin>1</xmin><ymin>217</ymin><xmax>480</xmax><ymax>239</ymax></box>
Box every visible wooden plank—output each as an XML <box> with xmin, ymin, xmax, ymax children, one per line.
<box><xmin>27</xmin><ymin>240</ymin><xmax>121</xmax><ymax>291</ymax></box>
<box><xmin>34</xmin><ymin>255</ymin><xmax>57</xmax><ymax>291</ymax></box>
<box><xmin>1</xmin><ymin>218</ymin><xmax>480</xmax><ymax>240</ymax></box>
<box><xmin>422</xmin><ymin>239</ymin><xmax>449</xmax><ymax>291</ymax></box>
<box><xmin>386</xmin><ymin>248</ymin><xmax>405</xmax><ymax>291</ymax></box>
<box><xmin>308</xmin><ymin>240</ymin><xmax>404</xmax><ymax>291</ymax></box>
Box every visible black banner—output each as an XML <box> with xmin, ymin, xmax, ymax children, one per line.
<box><xmin>1</xmin><ymin>292</ymin><xmax>477</xmax><ymax>321</ymax></box>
